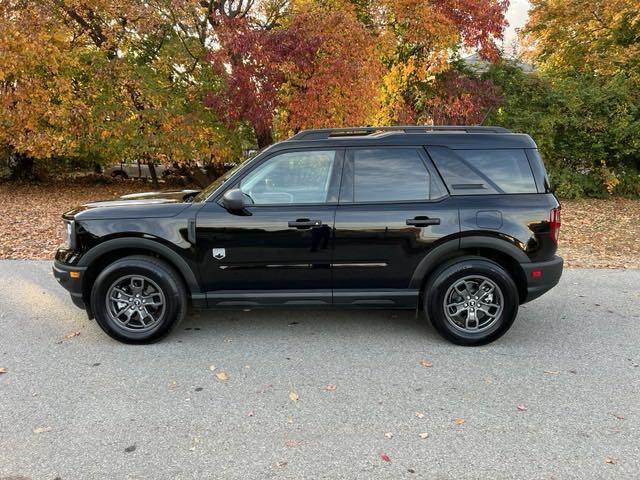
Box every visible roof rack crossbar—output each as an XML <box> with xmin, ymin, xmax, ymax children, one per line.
<box><xmin>290</xmin><ymin>125</ymin><xmax>511</xmax><ymax>140</ymax></box>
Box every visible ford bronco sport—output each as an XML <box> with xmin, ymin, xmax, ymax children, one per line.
<box><xmin>53</xmin><ymin>126</ymin><xmax>563</xmax><ymax>345</ymax></box>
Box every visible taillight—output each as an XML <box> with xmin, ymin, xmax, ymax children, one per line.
<box><xmin>550</xmin><ymin>207</ymin><xmax>561</xmax><ymax>244</ymax></box>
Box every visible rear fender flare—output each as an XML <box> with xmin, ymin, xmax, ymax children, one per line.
<box><xmin>409</xmin><ymin>235</ymin><xmax>530</xmax><ymax>290</ymax></box>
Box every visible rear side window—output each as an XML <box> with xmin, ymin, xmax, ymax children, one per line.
<box><xmin>353</xmin><ymin>148</ymin><xmax>430</xmax><ymax>202</ymax></box>
<box><xmin>427</xmin><ymin>147</ymin><xmax>537</xmax><ymax>195</ymax></box>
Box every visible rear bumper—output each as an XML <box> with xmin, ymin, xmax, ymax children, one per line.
<box><xmin>52</xmin><ymin>260</ymin><xmax>86</xmax><ymax>310</ymax></box>
<box><xmin>521</xmin><ymin>255</ymin><xmax>563</xmax><ymax>303</ymax></box>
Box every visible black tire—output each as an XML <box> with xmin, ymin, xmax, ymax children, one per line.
<box><xmin>90</xmin><ymin>255</ymin><xmax>187</xmax><ymax>344</ymax></box>
<box><xmin>424</xmin><ymin>256</ymin><xmax>519</xmax><ymax>346</ymax></box>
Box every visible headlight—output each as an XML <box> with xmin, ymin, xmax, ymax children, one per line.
<box><xmin>61</xmin><ymin>220</ymin><xmax>76</xmax><ymax>249</ymax></box>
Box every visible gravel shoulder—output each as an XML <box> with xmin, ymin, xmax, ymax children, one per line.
<box><xmin>0</xmin><ymin>261</ymin><xmax>639</xmax><ymax>479</ymax></box>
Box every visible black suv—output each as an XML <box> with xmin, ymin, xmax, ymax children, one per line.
<box><xmin>53</xmin><ymin>126</ymin><xmax>563</xmax><ymax>345</ymax></box>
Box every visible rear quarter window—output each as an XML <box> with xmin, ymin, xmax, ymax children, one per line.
<box><xmin>427</xmin><ymin>147</ymin><xmax>537</xmax><ymax>195</ymax></box>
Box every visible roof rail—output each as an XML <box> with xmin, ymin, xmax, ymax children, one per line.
<box><xmin>289</xmin><ymin>125</ymin><xmax>511</xmax><ymax>141</ymax></box>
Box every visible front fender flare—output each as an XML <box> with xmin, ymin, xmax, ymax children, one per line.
<box><xmin>78</xmin><ymin>237</ymin><xmax>202</xmax><ymax>295</ymax></box>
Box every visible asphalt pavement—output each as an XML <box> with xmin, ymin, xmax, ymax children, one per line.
<box><xmin>0</xmin><ymin>261</ymin><xmax>639</xmax><ymax>479</ymax></box>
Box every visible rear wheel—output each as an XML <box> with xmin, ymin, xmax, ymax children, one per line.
<box><xmin>90</xmin><ymin>255</ymin><xmax>187</xmax><ymax>344</ymax></box>
<box><xmin>424</xmin><ymin>257</ymin><xmax>519</xmax><ymax>346</ymax></box>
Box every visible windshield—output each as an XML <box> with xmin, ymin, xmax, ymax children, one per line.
<box><xmin>192</xmin><ymin>146</ymin><xmax>273</xmax><ymax>202</ymax></box>
<box><xmin>192</xmin><ymin>161</ymin><xmax>250</xmax><ymax>203</ymax></box>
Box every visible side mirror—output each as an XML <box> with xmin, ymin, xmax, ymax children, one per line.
<box><xmin>221</xmin><ymin>188</ymin><xmax>249</xmax><ymax>212</ymax></box>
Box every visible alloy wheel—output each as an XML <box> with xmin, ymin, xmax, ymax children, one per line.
<box><xmin>105</xmin><ymin>275</ymin><xmax>166</xmax><ymax>332</ymax></box>
<box><xmin>442</xmin><ymin>275</ymin><xmax>504</xmax><ymax>333</ymax></box>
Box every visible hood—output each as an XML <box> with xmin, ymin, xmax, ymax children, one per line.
<box><xmin>64</xmin><ymin>189</ymin><xmax>200</xmax><ymax>220</ymax></box>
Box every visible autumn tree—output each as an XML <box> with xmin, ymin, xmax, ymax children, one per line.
<box><xmin>205</xmin><ymin>0</ymin><xmax>384</xmax><ymax>147</ymax></box>
<box><xmin>2</xmin><ymin>0</ymin><xmax>512</xmax><ymax>180</ymax></box>
<box><xmin>510</xmin><ymin>0</ymin><xmax>640</xmax><ymax>196</ymax></box>
<box><xmin>524</xmin><ymin>0</ymin><xmax>640</xmax><ymax>78</ymax></box>
<box><xmin>372</xmin><ymin>0</ymin><xmax>508</xmax><ymax>124</ymax></box>
<box><xmin>0</xmin><ymin>0</ymin><xmax>240</xmax><ymax>184</ymax></box>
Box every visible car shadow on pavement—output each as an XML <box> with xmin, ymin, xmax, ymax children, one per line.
<box><xmin>175</xmin><ymin>309</ymin><xmax>441</xmax><ymax>343</ymax></box>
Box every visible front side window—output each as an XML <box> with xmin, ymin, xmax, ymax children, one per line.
<box><xmin>240</xmin><ymin>150</ymin><xmax>337</xmax><ymax>204</ymax></box>
<box><xmin>351</xmin><ymin>148</ymin><xmax>432</xmax><ymax>202</ymax></box>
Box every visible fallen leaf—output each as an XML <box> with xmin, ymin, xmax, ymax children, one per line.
<box><xmin>380</xmin><ymin>452</ymin><xmax>391</xmax><ymax>462</ymax></box>
<box><xmin>32</xmin><ymin>426</ymin><xmax>51</xmax><ymax>434</ymax></box>
<box><xmin>415</xmin><ymin>411</ymin><xmax>425</xmax><ymax>419</ymax></box>
<box><xmin>612</xmin><ymin>413</ymin><xmax>625</xmax><ymax>420</ymax></box>
<box><xmin>568</xmin><ymin>369</ymin><xmax>578</xmax><ymax>374</ymax></box>
<box><xmin>246</xmin><ymin>411</ymin><xmax>255</xmax><ymax>417</ymax></box>
<box><xmin>454</xmin><ymin>418</ymin><xmax>465</xmax><ymax>426</ymax></box>
<box><xmin>289</xmin><ymin>391</ymin><xmax>299</xmax><ymax>402</ymax></box>
<box><xmin>208</xmin><ymin>365</ymin><xmax>216</xmax><ymax>371</ymax></box>
<box><xmin>276</xmin><ymin>461</ymin><xmax>288</xmax><ymax>468</ymax></box>
<box><xmin>384</xmin><ymin>432</ymin><xmax>393</xmax><ymax>439</ymax></box>
<box><xmin>64</xmin><ymin>331</ymin><xmax>81</xmax><ymax>340</ymax></box>
<box><xmin>605</xmin><ymin>456</ymin><xmax>617</xmax><ymax>465</ymax></box>
<box><xmin>324</xmin><ymin>384</ymin><xmax>337</xmax><ymax>392</ymax></box>
<box><xmin>517</xmin><ymin>404</ymin><xmax>528</xmax><ymax>412</ymax></box>
<box><xmin>215</xmin><ymin>371</ymin><xmax>229</xmax><ymax>381</ymax></box>
<box><xmin>483</xmin><ymin>376</ymin><xmax>493</xmax><ymax>384</ymax></box>
<box><xmin>0</xmin><ymin>367</ymin><xmax>7</xmax><ymax>374</ymax></box>
<box><xmin>124</xmin><ymin>445</ymin><xmax>136</xmax><ymax>453</ymax></box>
<box><xmin>418</xmin><ymin>432</ymin><xmax>429</xmax><ymax>439</ymax></box>
<box><xmin>285</xmin><ymin>439</ymin><xmax>303</xmax><ymax>447</ymax></box>
<box><xmin>419</xmin><ymin>360</ymin><xmax>433</xmax><ymax>368</ymax></box>
<box><xmin>543</xmin><ymin>370</ymin><xmax>560</xmax><ymax>375</ymax></box>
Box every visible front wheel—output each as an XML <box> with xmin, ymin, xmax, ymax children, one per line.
<box><xmin>90</xmin><ymin>255</ymin><xmax>187</xmax><ymax>344</ymax></box>
<box><xmin>424</xmin><ymin>257</ymin><xmax>519</xmax><ymax>346</ymax></box>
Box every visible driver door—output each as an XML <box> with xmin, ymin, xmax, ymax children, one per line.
<box><xmin>195</xmin><ymin>148</ymin><xmax>344</xmax><ymax>306</ymax></box>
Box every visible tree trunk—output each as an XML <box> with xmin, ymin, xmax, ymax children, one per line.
<box><xmin>9</xmin><ymin>152</ymin><xmax>35</xmax><ymax>180</ymax></box>
<box><xmin>147</xmin><ymin>161</ymin><xmax>160</xmax><ymax>190</ymax></box>
<box><xmin>256</xmin><ymin>128</ymin><xmax>274</xmax><ymax>150</ymax></box>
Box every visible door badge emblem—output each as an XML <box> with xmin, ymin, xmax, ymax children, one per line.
<box><xmin>212</xmin><ymin>248</ymin><xmax>226</xmax><ymax>260</ymax></box>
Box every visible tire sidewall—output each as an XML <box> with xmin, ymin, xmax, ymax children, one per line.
<box><xmin>426</xmin><ymin>258</ymin><xmax>519</xmax><ymax>346</ymax></box>
<box><xmin>91</xmin><ymin>258</ymin><xmax>184</xmax><ymax>343</ymax></box>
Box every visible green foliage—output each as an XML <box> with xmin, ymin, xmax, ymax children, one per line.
<box><xmin>547</xmin><ymin>166</ymin><xmax>609</xmax><ymax>199</ymax></box>
<box><xmin>484</xmin><ymin>60</ymin><xmax>640</xmax><ymax>198</ymax></box>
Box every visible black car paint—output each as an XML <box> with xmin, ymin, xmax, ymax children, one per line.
<box><xmin>54</xmin><ymin>131</ymin><xmax>562</xmax><ymax>315</ymax></box>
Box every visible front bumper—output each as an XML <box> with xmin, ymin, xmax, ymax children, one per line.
<box><xmin>521</xmin><ymin>255</ymin><xmax>563</xmax><ymax>303</ymax></box>
<box><xmin>52</xmin><ymin>260</ymin><xmax>87</xmax><ymax>310</ymax></box>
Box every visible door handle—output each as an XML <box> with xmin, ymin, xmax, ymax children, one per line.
<box><xmin>406</xmin><ymin>216</ymin><xmax>440</xmax><ymax>227</ymax></box>
<box><xmin>288</xmin><ymin>218</ymin><xmax>323</xmax><ymax>229</ymax></box>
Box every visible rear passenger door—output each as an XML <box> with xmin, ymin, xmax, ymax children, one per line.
<box><xmin>332</xmin><ymin>147</ymin><xmax>459</xmax><ymax>307</ymax></box>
